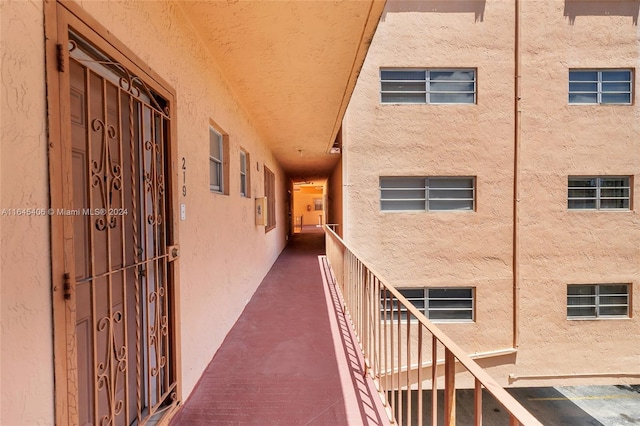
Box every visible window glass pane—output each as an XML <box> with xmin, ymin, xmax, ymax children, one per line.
<box><xmin>429</xmin><ymin>189</ymin><xmax>474</xmax><ymax>199</ymax></box>
<box><xmin>601</xmin><ymin>93</ymin><xmax>631</xmax><ymax>104</ymax></box>
<box><xmin>381</xmin><ymin>81</ymin><xmax>426</xmax><ymax>92</ymax></box>
<box><xmin>569</xmin><ymin>82</ymin><xmax>598</xmax><ymax>92</ymax></box>
<box><xmin>428</xmin><ymin>199</ymin><xmax>473</xmax><ymax>211</ymax></box>
<box><xmin>381</xmin><ymin>92</ymin><xmax>426</xmax><ymax>103</ymax></box>
<box><xmin>381</xmin><ymin>189</ymin><xmax>426</xmax><ymax>200</ymax></box>
<box><xmin>600</xmin><ymin>187</ymin><xmax>629</xmax><ymax>198</ymax></box>
<box><xmin>430</xmin><ymin>299</ymin><xmax>472</xmax><ymax>309</ymax></box>
<box><xmin>429</xmin><ymin>310</ymin><xmax>473</xmax><ymax>321</ymax></box>
<box><xmin>601</xmin><ymin>70</ymin><xmax>631</xmax><ymax>82</ymax></box>
<box><xmin>600</xmin><ymin>199</ymin><xmax>629</xmax><ymax>209</ymax></box>
<box><xmin>599</xmin><ymin>306</ymin><xmax>628</xmax><ymax>316</ymax></box>
<box><xmin>569</xmin><ymin>178</ymin><xmax>597</xmax><ymax>188</ymax></box>
<box><xmin>568</xmin><ymin>188</ymin><xmax>597</xmax><ymax>198</ymax></box>
<box><xmin>569</xmin><ymin>93</ymin><xmax>598</xmax><ymax>103</ymax></box>
<box><xmin>599</xmin><ymin>284</ymin><xmax>628</xmax><ymax>295</ymax></box>
<box><xmin>430</xmin><ymin>70</ymin><xmax>475</xmax><ymax>81</ymax></box>
<box><xmin>567</xmin><ymin>296</ymin><xmax>595</xmax><ymax>306</ymax></box>
<box><xmin>567</xmin><ymin>306</ymin><xmax>596</xmax><ymax>317</ymax></box>
<box><xmin>381</xmin><ymin>70</ymin><xmax>426</xmax><ymax>81</ymax></box>
<box><xmin>430</xmin><ymin>82</ymin><xmax>475</xmax><ymax>92</ymax></box>
<box><xmin>429</xmin><ymin>288</ymin><xmax>472</xmax><ymax>299</ymax></box>
<box><xmin>430</xmin><ymin>93</ymin><xmax>474</xmax><ymax>104</ymax></box>
<box><xmin>381</xmin><ymin>177</ymin><xmax>425</xmax><ymax>189</ymax></box>
<box><xmin>568</xmin><ymin>199</ymin><xmax>596</xmax><ymax>209</ymax></box>
<box><xmin>600</xmin><ymin>177</ymin><xmax>629</xmax><ymax>188</ymax></box>
<box><xmin>240</xmin><ymin>152</ymin><xmax>246</xmax><ymax>173</ymax></box>
<box><xmin>210</xmin><ymin>129</ymin><xmax>221</xmax><ymax>159</ymax></box>
<box><xmin>210</xmin><ymin>160</ymin><xmax>219</xmax><ymax>190</ymax></box>
<box><xmin>568</xmin><ymin>285</ymin><xmax>596</xmax><ymax>296</ymax></box>
<box><xmin>429</xmin><ymin>178</ymin><xmax>473</xmax><ymax>189</ymax></box>
<box><xmin>381</xmin><ymin>199</ymin><xmax>425</xmax><ymax>211</ymax></box>
<box><xmin>599</xmin><ymin>295</ymin><xmax>628</xmax><ymax>305</ymax></box>
<box><xmin>602</xmin><ymin>82</ymin><xmax>631</xmax><ymax>92</ymax></box>
<box><xmin>569</xmin><ymin>71</ymin><xmax>598</xmax><ymax>82</ymax></box>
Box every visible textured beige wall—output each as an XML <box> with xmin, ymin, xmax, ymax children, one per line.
<box><xmin>1</xmin><ymin>1</ymin><xmax>54</xmax><ymax>424</ymax></box>
<box><xmin>1</xmin><ymin>1</ymin><xmax>288</xmax><ymax>422</ymax></box>
<box><xmin>344</xmin><ymin>0</ymin><xmax>516</xmax><ymax>357</ymax></box>
<box><xmin>344</xmin><ymin>0</ymin><xmax>640</xmax><ymax>386</ymax></box>
<box><xmin>514</xmin><ymin>0</ymin><xmax>640</xmax><ymax>385</ymax></box>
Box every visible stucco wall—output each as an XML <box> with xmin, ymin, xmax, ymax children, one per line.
<box><xmin>343</xmin><ymin>0</ymin><xmax>640</xmax><ymax>386</ymax></box>
<box><xmin>514</xmin><ymin>0</ymin><xmax>640</xmax><ymax>385</ymax></box>
<box><xmin>344</xmin><ymin>0</ymin><xmax>516</xmax><ymax>357</ymax></box>
<box><xmin>1</xmin><ymin>0</ymin><xmax>288</xmax><ymax>423</ymax></box>
<box><xmin>1</xmin><ymin>1</ymin><xmax>53</xmax><ymax>424</ymax></box>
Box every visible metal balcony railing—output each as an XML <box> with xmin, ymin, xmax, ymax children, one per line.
<box><xmin>323</xmin><ymin>225</ymin><xmax>542</xmax><ymax>426</ymax></box>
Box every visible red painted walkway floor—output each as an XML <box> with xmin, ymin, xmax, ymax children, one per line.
<box><xmin>171</xmin><ymin>230</ymin><xmax>390</xmax><ymax>425</ymax></box>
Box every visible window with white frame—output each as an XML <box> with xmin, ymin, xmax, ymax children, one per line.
<box><xmin>381</xmin><ymin>288</ymin><xmax>474</xmax><ymax>322</ymax></box>
<box><xmin>569</xmin><ymin>69</ymin><xmax>633</xmax><ymax>105</ymax></box>
<box><xmin>380</xmin><ymin>176</ymin><xmax>475</xmax><ymax>211</ymax></box>
<box><xmin>240</xmin><ymin>150</ymin><xmax>250</xmax><ymax>197</ymax></box>
<box><xmin>210</xmin><ymin>127</ymin><xmax>224</xmax><ymax>193</ymax></box>
<box><xmin>567</xmin><ymin>284</ymin><xmax>630</xmax><ymax>319</ymax></box>
<box><xmin>380</xmin><ymin>68</ymin><xmax>476</xmax><ymax>104</ymax></box>
<box><xmin>568</xmin><ymin>176</ymin><xmax>631</xmax><ymax>210</ymax></box>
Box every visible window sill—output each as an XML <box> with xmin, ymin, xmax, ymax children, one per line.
<box><xmin>567</xmin><ymin>316</ymin><xmax>631</xmax><ymax>321</ymax></box>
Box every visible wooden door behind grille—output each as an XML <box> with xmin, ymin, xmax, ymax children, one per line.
<box><xmin>49</xmin><ymin>10</ymin><xmax>179</xmax><ymax>424</ymax></box>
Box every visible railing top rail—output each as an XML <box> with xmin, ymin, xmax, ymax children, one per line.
<box><xmin>323</xmin><ymin>225</ymin><xmax>543</xmax><ymax>426</ymax></box>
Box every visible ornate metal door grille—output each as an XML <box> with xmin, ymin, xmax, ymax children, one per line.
<box><xmin>63</xmin><ymin>30</ymin><xmax>177</xmax><ymax>426</ymax></box>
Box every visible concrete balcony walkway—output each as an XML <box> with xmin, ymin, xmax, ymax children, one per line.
<box><xmin>171</xmin><ymin>229</ymin><xmax>390</xmax><ymax>425</ymax></box>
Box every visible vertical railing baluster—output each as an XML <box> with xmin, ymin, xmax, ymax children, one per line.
<box><xmin>418</xmin><ymin>325</ymin><xmax>423</xmax><ymax>425</ymax></box>
<box><xmin>397</xmin><ymin>295</ymin><xmax>402</xmax><ymax>426</ymax></box>
<box><xmin>444</xmin><ymin>348</ymin><xmax>456</xmax><ymax>426</ymax></box>
<box><xmin>390</xmin><ymin>292</ymin><xmax>395</xmax><ymax>422</ymax></box>
<box><xmin>432</xmin><ymin>335</ymin><xmax>438</xmax><ymax>426</ymax></box>
<box><xmin>374</xmin><ymin>277</ymin><xmax>381</xmax><ymax>384</ymax></box>
<box><xmin>383</xmin><ymin>287</ymin><xmax>389</xmax><ymax>400</ymax></box>
<box><xmin>475</xmin><ymin>378</ymin><xmax>483</xmax><ymax>426</ymax></box>
<box><xmin>406</xmin><ymin>311</ymin><xmax>412</xmax><ymax>426</ymax></box>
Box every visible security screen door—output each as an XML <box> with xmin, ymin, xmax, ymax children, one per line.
<box><xmin>49</xmin><ymin>4</ymin><xmax>179</xmax><ymax>425</ymax></box>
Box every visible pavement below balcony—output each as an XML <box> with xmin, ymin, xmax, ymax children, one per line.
<box><xmin>171</xmin><ymin>228</ymin><xmax>391</xmax><ymax>425</ymax></box>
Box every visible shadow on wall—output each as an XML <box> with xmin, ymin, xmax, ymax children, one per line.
<box><xmin>564</xmin><ymin>0</ymin><xmax>639</xmax><ymax>25</ymax></box>
<box><xmin>383</xmin><ymin>0</ymin><xmax>486</xmax><ymax>23</ymax></box>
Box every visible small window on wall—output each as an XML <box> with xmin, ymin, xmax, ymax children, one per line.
<box><xmin>569</xmin><ymin>69</ymin><xmax>632</xmax><ymax>105</ymax></box>
<box><xmin>380</xmin><ymin>68</ymin><xmax>477</xmax><ymax>104</ymax></box>
<box><xmin>567</xmin><ymin>284</ymin><xmax>630</xmax><ymax>319</ymax></box>
<box><xmin>568</xmin><ymin>176</ymin><xmax>631</xmax><ymax>210</ymax></box>
<box><xmin>240</xmin><ymin>150</ymin><xmax>250</xmax><ymax>197</ymax></box>
<box><xmin>380</xmin><ymin>176</ymin><xmax>475</xmax><ymax>211</ymax></box>
<box><xmin>209</xmin><ymin>125</ymin><xmax>229</xmax><ymax>194</ymax></box>
<box><xmin>264</xmin><ymin>166</ymin><xmax>276</xmax><ymax>232</ymax></box>
<box><xmin>381</xmin><ymin>287</ymin><xmax>474</xmax><ymax>322</ymax></box>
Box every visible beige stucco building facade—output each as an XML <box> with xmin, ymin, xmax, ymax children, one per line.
<box><xmin>343</xmin><ymin>0</ymin><xmax>640</xmax><ymax>388</ymax></box>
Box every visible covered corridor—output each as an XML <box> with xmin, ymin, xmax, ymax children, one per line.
<box><xmin>171</xmin><ymin>230</ymin><xmax>390</xmax><ymax>425</ymax></box>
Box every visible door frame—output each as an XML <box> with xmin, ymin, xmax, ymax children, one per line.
<box><xmin>44</xmin><ymin>1</ymin><xmax>182</xmax><ymax>424</ymax></box>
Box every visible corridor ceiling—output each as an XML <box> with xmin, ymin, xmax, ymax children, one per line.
<box><xmin>179</xmin><ymin>1</ymin><xmax>385</xmax><ymax>181</ymax></box>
